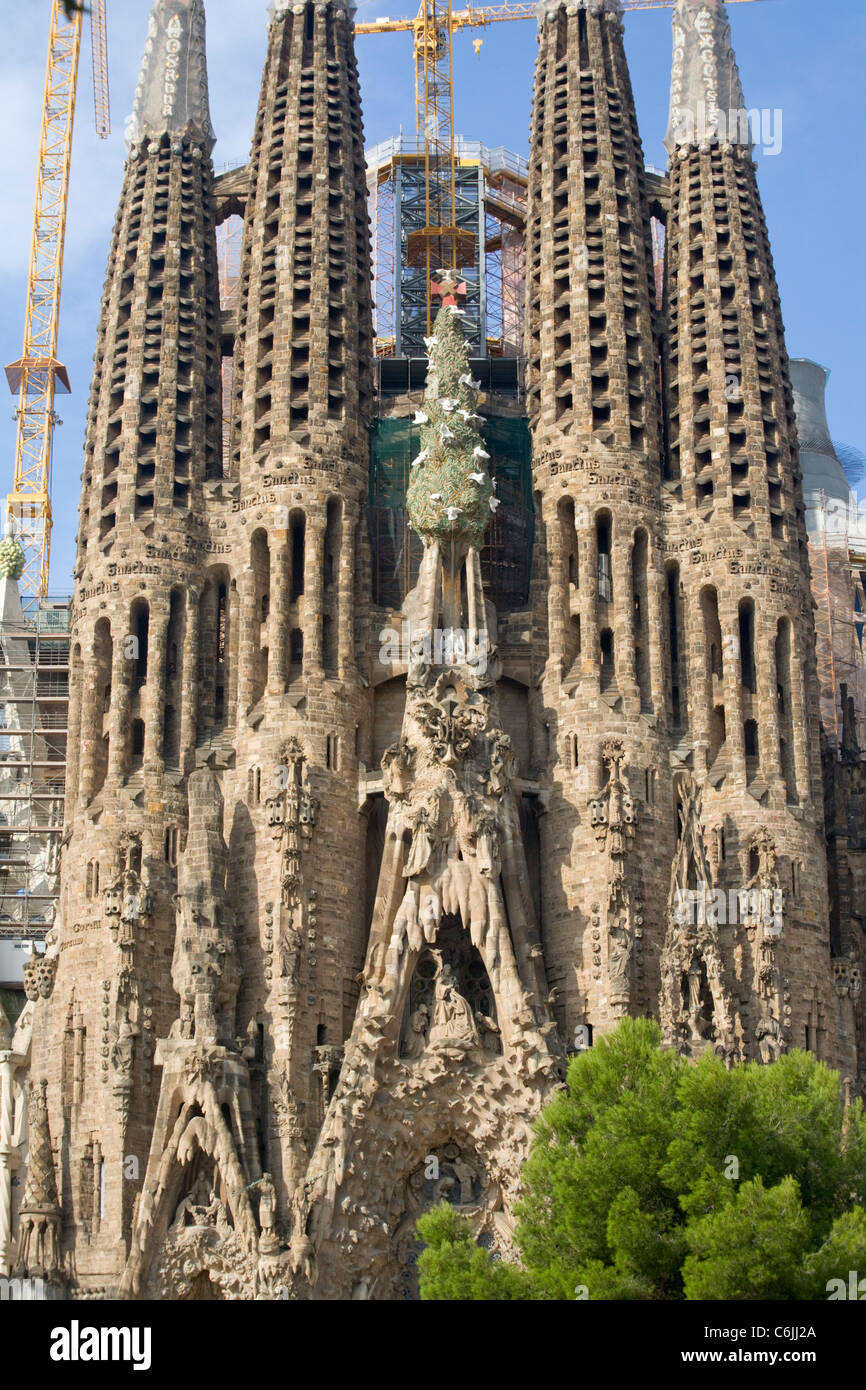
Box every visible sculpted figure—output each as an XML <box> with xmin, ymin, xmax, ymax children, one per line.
<box><xmin>428</xmin><ymin>963</ymin><xmax>480</xmax><ymax>1050</ymax></box>
<box><xmin>607</xmin><ymin>919</ymin><xmax>632</xmax><ymax>992</ymax></box>
<box><xmin>110</xmin><ymin>1009</ymin><xmax>139</xmax><ymax>1077</ymax></box>
<box><xmin>403</xmin><ymin>1003</ymin><xmax>429</xmax><ymax>1059</ymax></box>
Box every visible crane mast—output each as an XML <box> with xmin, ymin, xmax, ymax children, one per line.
<box><xmin>5</xmin><ymin>0</ymin><xmax>82</xmax><ymax>615</ymax></box>
<box><xmin>91</xmin><ymin>0</ymin><xmax>111</xmax><ymax>141</ymax></box>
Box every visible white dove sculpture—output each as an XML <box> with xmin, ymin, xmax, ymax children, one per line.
<box><xmin>413</xmin><ymin>410</ymin><xmax>429</xmax><ymax>425</ymax></box>
<box><xmin>423</xmin><ymin>336</ymin><xmax>438</xmax><ymax>352</ymax></box>
<box><xmin>489</xmin><ymin>497</ymin><xmax>501</xmax><ymax>512</ymax></box>
<box><xmin>440</xmin><ymin>425</ymin><xmax>455</xmax><ymax>442</ymax></box>
<box><xmin>468</xmin><ymin>472</ymin><xmax>487</xmax><ymax>485</ymax></box>
<box><xmin>411</xmin><ymin>449</ymin><xmax>429</xmax><ymax>468</ymax></box>
<box><xmin>430</xmin><ymin>493</ymin><xmax>442</xmax><ymax>502</ymax></box>
<box><xmin>445</xmin><ymin>507</ymin><xmax>463</xmax><ymax>522</ymax></box>
<box><xmin>472</xmin><ymin>446</ymin><xmax>490</xmax><ymax>460</ymax></box>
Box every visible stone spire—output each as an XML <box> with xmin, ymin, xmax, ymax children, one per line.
<box><xmin>230</xmin><ymin>0</ymin><xmax>373</xmax><ymax>467</ymax></box>
<box><xmin>525</xmin><ymin>0</ymin><xmax>666</xmax><ymax>1035</ymax></box>
<box><xmin>14</xmin><ymin>1080</ymin><xmax>63</xmax><ymax>1281</ymax></box>
<box><xmin>665</xmin><ymin>0</ymin><xmax>749</xmax><ymax>153</ymax></box>
<box><xmin>127</xmin><ymin>0</ymin><xmax>215</xmax><ymax>154</ymax></box>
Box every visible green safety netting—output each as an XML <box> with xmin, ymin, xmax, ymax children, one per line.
<box><xmin>367</xmin><ymin>416</ymin><xmax>534</xmax><ymax>611</ymax></box>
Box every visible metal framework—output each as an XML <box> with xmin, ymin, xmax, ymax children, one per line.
<box><xmin>91</xmin><ymin>0</ymin><xmax>111</xmax><ymax>140</ymax></box>
<box><xmin>367</xmin><ymin>137</ymin><xmax>527</xmax><ymax>360</ymax></box>
<box><xmin>5</xmin><ymin>0</ymin><xmax>82</xmax><ymax>616</ymax></box>
<box><xmin>415</xmin><ymin>0</ymin><xmax>457</xmax><ymax>334</ymax></box>
<box><xmin>371</xmin><ymin>167</ymin><xmax>397</xmax><ymax>352</ymax></box>
<box><xmin>0</xmin><ymin>598</ymin><xmax>70</xmax><ymax>939</ymax></box>
<box><xmin>808</xmin><ymin>497</ymin><xmax>866</xmax><ymax>752</ymax></box>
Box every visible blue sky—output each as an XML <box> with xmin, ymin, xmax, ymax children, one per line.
<box><xmin>1</xmin><ymin>0</ymin><xmax>863</xmax><ymax>591</ymax></box>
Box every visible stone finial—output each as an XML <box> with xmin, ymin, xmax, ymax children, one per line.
<box><xmin>665</xmin><ymin>0</ymin><xmax>750</xmax><ymax>155</ymax></box>
<box><xmin>14</xmin><ymin>1080</ymin><xmax>63</xmax><ymax>1281</ymax></box>
<box><xmin>269</xmin><ymin>0</ymin><xmax>356</xmax><ymax>19</ymax></box>
<box><xmin>536</xmin><ymin>0</ymin><xmax>622</xmax><ymax>20</ymax></box>
<box><xmin>127</xmin><ymin>0</ymin><xmax>215</xmax><ymax>154</ymax></box>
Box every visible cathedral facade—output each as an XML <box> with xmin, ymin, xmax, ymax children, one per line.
<box><xmin>9</xmin><ymin>0</ymin><xmax>864</xmax><ymax>1300</ymax></box>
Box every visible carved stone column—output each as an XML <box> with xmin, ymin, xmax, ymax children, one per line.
<box><xmin>107</xmin><ymin>633</ymin><xmax>133</xmax><ymax>783</ymax></box>
<box><xmin>303</xmin><ymin>518</ymin><xmax>325</xmax><ymax>679</ymax></box>
<box><xmin>269</xmin><ymin>533</ymin><xmax>290</xmax><ymax>695</ymax></box>
<box><xmin>178</xmin><ymin>592</ymin><xmax>199</xmax><ymax>774</ymax></box>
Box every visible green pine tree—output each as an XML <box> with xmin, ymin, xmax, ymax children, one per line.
<box><xmin>415</xmin><ymin>1018</ymin><xmax>866</xmax><ymax>1301</ymax></box>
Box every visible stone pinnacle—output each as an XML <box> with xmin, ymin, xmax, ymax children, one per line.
<box><xmin>665</xmin><ymin>0</ymin><xmax>750</xmax><ymax>155</ymax></box>
<box><xmin>127</xmin><ymin>0</ymin><xmax>215</xmax><ymax>154</ymax></box>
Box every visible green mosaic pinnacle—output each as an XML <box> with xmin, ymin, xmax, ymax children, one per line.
<box><xmin>406</xmin><ymin>306</ymin><xmax>496</xmax><ymax>548</ymax></box>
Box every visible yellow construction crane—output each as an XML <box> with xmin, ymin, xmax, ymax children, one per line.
<box><xmin>5</xmin><ymin>0</ymin><xmax>110</xmax><ymax>616</ymax></box>
<box><xmin>356</xmin><ymin>0</ymin><xmax>765</xmax><ymax>334</ymax></box>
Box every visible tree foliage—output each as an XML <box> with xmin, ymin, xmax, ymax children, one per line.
<box><xmin>415</xmin><ymin>1018</ymin><xmax>866</xmax><ymax>1300</ymax></box>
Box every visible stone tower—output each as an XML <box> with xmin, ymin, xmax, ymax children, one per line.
<box><xmin>526</xmin><ymin>0</ymin><xmax>669</xmax><ymax>1039</ymax></box>
<box><xmin>16</xmin><ymin>0</ymin><xmax>861</xmax><ymax>1301</ymax></box>
<box><xmin>28</xmin><ymin>0</ymin><xmax>224</xmax><ymax>1292</ymax></box>
<box><xmin>659</xmin><ymin>0</ymin><xmax>835</xmax><ymax>1068</ymax></box>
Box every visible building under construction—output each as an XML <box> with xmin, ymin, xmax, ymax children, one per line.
<box><xmin>792</xmin><ymin>359</ymin><xmax>866</xmax><ymax>751</ymax></box>
<box><xmin>0</xmin><ymin>571</ymin><xmax>69</xmax><ymax>984</ymax></box>
<box><xmin>6</xmin><ymin>0</ymin><xmax>866</xmax><ymax>1304</ymax></box>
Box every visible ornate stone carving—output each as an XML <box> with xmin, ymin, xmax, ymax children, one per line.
<box><xmin>833</xmin><ymin>956</ymin><xmax>863</xmax><ymax>1001</ymax></box>
<box><xmin>659</xmin><ymin>776</ymin><xmax>737</xmax><ymax>1060</ymax></box>
<box><xmin>14</xmin><ymin>1080</ymin><xmax>63</xmax><ymax>1285</ymax></box>
<box><xmin>290</xmin><ymin>402</ymin><xmax>561</xmax><ymax>1294</ymax></box>
<box><xmin>587</xmin><ymin>739</ymin><xmax>639</xmax><ymax>1017</ymax></box>
<box><xmin>104</xmin><ymin>832</ymin><xmax>151</xmax><ymax>949</ymax></box>
<box><xmin>171</xmin><ymin>771</ymin><xmax>239</xmax><ymax>1046</ymax></box>
<box><xmin>265</xmin><ymin>738</ymin><xmax>318</xmax><ymax>908</ymax></box>
<box><xmin>744</xmin><ymin>829</ymin><xmax>788</xmax><ymax>1061</ymax></box>
<box><xmin>23</xmin><ymin>949</ymin><xmax>57</xmax><ymax>1003</ymax></box>
<box><xmin>588</xmin><ymin>739</ymin><xmax>636</xmax><ymax>851</ymax></box>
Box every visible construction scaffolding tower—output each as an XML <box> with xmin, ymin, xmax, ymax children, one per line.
<box><xmin>367</xmin><ymin>136</ymin><xmax>527</xmax><ymax>361</ymax></box>
<box><xmin>0</xmin><ymin>596</ymin><xmax>70</xmax><ymax>939</ymax></box>
<box><xmin>808</xmin><ymin>494</ymin><xmax>866</xmax><ymax>751</ymax></box>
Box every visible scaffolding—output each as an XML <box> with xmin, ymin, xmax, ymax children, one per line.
<box><xmin>0</xmin><ymin>596</ymin><xmax>70</xmax><ymax>940</ymax></box>
<box><xmin>808</xmin><ymin>495</ymin><xmax>866</xmax><ymax>751</ymax></box>
<box><xmin>367</xmin><ymin>136</ymin><xmax>527</xmax><ymax>360</ymax></box>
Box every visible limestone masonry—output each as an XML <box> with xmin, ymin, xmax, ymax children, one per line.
<box><xmin>7</xmin><ymin>0</ymin><xmax>864</xmax><ymax>1299</ymax></box>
